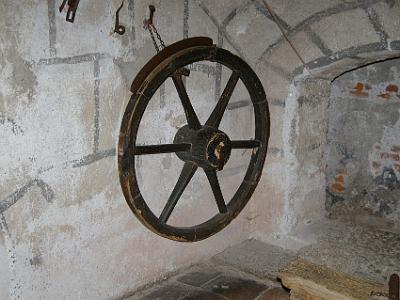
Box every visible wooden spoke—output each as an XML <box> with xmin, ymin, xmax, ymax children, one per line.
<box><xmin>205</xmin><ymin>71</ymin><xmax>240</xmax><ymax>128</ymax></box>
<box><xmin>231</xmin><ymin>140</ymin><xmax>261</xmax><ymax>149</ymax></box>
<box><xmin>159</xmin><ymin>162</ymin><xmax>197</xmax><ymax>223</ymax></box>
<box><xmin>204</xmin><ymin>170</ymin><xmax>227</xmax><ymax>214</ymax></box>
<box><xmin>134</xmin><ymin>143</ymin><xmax>191</xmax><ymax>155</ymax></box>
<box><xmin>172</xmin><ymin>75</ymin><xmax>201</xmax><ymax>130</ymax></box>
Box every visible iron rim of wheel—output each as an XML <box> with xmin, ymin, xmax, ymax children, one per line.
<box><xmin>118</xmin><ymin>40</ymin><xmax>270</xmax><ymax>242</ymax></box>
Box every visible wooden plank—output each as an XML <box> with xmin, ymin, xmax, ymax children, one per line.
<box><xmin>278</xmin><ymin>259</ymin><xmax>388</xmax><ymax>300</ymax></box>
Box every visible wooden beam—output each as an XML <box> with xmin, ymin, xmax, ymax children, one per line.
<box><xmin>278</xmin><ymin>259</ymin><xmax>388</xmax><ymax>300</ymax></box>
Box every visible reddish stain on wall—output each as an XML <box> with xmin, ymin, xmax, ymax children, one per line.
<box><xmin>392</xmin><ymin>145</ymin><xmax>400</xmax><ymax>152</ymax></box>
<box><xmin>380</xmin><ymin>152</ymin><xmax>400</xmax><ymax>161</ymax></box>
<box><xmin>380</xmin><ymin>152</ymin><xmax>390</xmax><ymax>159</ymax></box>
<box><xmin>330</xmin><ymin>174</ymin><xmax>346</xmax><ymax>193</ymax></box>
<box><xmin>380</xmin><ymin>152</ymin><xmax>389</xmax><ymax>159</ymax></box>
<box><xmin>378</xmin><ymin>84</ymin><xmax>400</xmax><ymax>100</ymax></box>
<box><xmin>331</xmin><ymin>183</ymin><xmax>345</xmax><ymax>192</ymax></box>
<box><xmin>378</xmin><ymin>92</ymin><xmax>391</xmax><ymax>100</ymax></box>
<box><xmin>370</xmin><ymin>144</ymin><xmax>400</xmax><ymax>177</ymax></box>
<box><xmin>372</xmin><ymin>161</ymin><xmax>381</xmax><ymax>169</ymax></box>
<box><xmin>336</xmin><ymin>174</ymin><xmax>344</xmax><ymax>183</ymax></box>
<box><xmin>386</xmin><ymin>84</ymin><xmax>399</xmax><ymax>93</ymax></box>
<box><xmin>350</xmin><ymin>82</ymin><xmax>369</xmax><ymax>97</ymax></box>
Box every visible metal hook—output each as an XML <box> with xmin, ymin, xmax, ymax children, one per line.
<box><xmin>114</xmin><ymin>1</ymin><xmax>126</xmax><ymax>35</ymax></box>
<box><xmin>143</xmin><ymin>5</ymin><xmax>156</xmax><ymax>29</ymax></box>
<box><xmin>59</xmin><ymin>0</ymin><xmax>80</xmax><ymax>23</ymax></box>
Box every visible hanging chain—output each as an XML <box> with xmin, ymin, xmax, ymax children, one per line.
<box><xmin>152</xmin><ymin>26</ymin><xmax>166</xmax><ymax>50</ymax></box>
<box><xmin>148</xmin><ymin>26</ymin><xmax>160</xmax><ymax>52</ymax></box>
<box><xmin>143</xmin><ymin>5</ymin><xmax>166</xmax><ymax>53</ymax></box>
<box><xmin>143</xmin><ymin>5</ymin><xmax>189</xmax><ymax>78</ymax></box>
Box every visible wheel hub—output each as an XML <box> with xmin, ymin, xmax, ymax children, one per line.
<box><xmin>174</xmin><ymin>125</ymin><xmax>232</xmax><ymax>170</ymax></box>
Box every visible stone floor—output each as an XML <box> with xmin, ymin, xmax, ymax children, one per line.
<box><xmin>124</xmin><ymin>219</ymin><xmax>400</xmax><ymax>299</ymax></box>
<box><xmin>283</xmin><ymin>218</ymin><xmax>400</xmax><ymax>284</ymax></box>
<box><xmin>213</xmin><ymin>218</ymin><xmax>400</xmax><ymax>285</ymax></box>
<box><xmin>125</xmin><ymin>262</ymin><xmax>290</xmax><ymax>300</ymax></box>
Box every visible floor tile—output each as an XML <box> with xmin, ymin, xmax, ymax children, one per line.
<box><xmin>256</xmin><ymin>287</ymin><xmax>290</xmax><ymax>300</ymax></box>
<box><xmin>181</xmin><ymin>289</ymin><xmax>229</xmax><ymax>300</ymax></box>
<box><xmin>213</xmin><ymin>239</ymin><xmax>297</xmax><ymax>281</ymax></box>
<box><xmin>202</xmin><ymin>275</ymin><xmax>268</xmax><ymax>300</ymax></box>
<box><xmin>177</xmin><ymin>271</ymin><xmax>221</xmax><ymax>287</ymax></box>
<box><xmin>140</xmin><ymin>283</ymin><xmax>194</xmax><ymax>300</ymax></box>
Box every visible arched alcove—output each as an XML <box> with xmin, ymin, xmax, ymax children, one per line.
<box><xmin>327</xmin><ymin>58</ymin><xmax>400</xmax><ymax>231</ymax></box>
<box><xmin>264</xmin><ymin>51</ymin><xmax>400</xmax><ymax>237</ymax></box>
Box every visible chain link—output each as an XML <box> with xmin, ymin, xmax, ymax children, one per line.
<box><xmin>148</xmin><ymin>26</ymin><xmax>160</xmax><ymax>53</ymax></box>
<box><xmin>146</xmin><ymin>24</ymin><xmax>166</xmax><ymax>53</ymax></box>
<box><xmin>152</xmin><ymin>25</ymin><xmax>166</xmax><ymax>50</ymax></box>
<box><xmin>143</xmin><ymin>5</ymin><xmax>166</xmax><ymax>53</ymax></box>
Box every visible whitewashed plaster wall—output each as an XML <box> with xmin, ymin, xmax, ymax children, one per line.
<box><xmin>1</xmin><ymin>0</ymin><xmax>400</xmax><ymax>299</ymax></box>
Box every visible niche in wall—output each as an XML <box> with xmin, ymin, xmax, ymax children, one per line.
<box><xmin>326</xmin><ymin>58</ymin><xmax>400</xmax><ymax>228</ymax></box>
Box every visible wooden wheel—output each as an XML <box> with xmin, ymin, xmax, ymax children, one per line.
<box><xmin>118</xmin><ymin>37</ymin><xmax>270</xmax><ymax>242</ymax></box>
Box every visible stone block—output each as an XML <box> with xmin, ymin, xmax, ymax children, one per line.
<box><xmin>290</xmin><ymin>30</ymin><xmax>325</xmax><ymax>64</ymax></box>
<box><xmin>255</xmin><ymin>61</ymin><xmax>291</xmax><ymax>101</ymax></box>
<box><xmin>202</xmin><ymin>274</ymin><xmax>268</xmax><ymax>299</ymax></box>
<box><xmin>257</xmin><ymin>287</ymin><xmax>290</xmax><ymax>300</ymax></box>
<box><xmin>177</xmin><ymin>270</ymin><xmax>221</xmax><ymax>287</ymax></box>
<box><xmin>140</xmin><ymin>283</ymin><xmax>196</xmax><ymax>300</ymax></box>
<box><xmin>264</xmin><ymin>40</ymin><xmax>304</xmax><ymax>76</ymax></box>
<box><xmin>0</xmin><ymin>241</ymin><xmax>9</xmax><ymax>300</ymax></box>
<box><xmin>0</xmin><ymin>1</ymin><xmax>50</xmax><ymax>62</ymax></box>
<box><xmin>372</xmin><ymin>1</ymin><xmax>400</xmax><ymax>41</ymax></box>
<box><xmin>200</xmin><ymin>0</ymin><xmax>245</xmax><ymax>24</ymax></box>
<box><xmin>267</xmin><ymin>0</ymin><xmax>342</xmax><ymax>28</ymax></box>
<box><xmin>311</xmin><ymin>9</ymin><xmax>381</xmax><ymax>53</ymax></box>
<box><xmin>267</xmin><ymin>104</ymin><xmax>284</xmax><ymax>153</ymax></box>
<box><xmin>188</xmin><ymin>1</ymin><xmax>219</xmax><ymax>42</ymax></box>
<box><xmin>226</xmin><ymin>5</ymin><xmax>282</xmax><ymax>64</ymax></box>
<box><xmin>181</xmin><ymin>290</ymin><xmax>227</xmax><ymax>300</ymax></box>
<box><xmin>55</xmin><ymin>1</ymin><xmax>123</xmax><ymax>58</ymax></box>
<box><xmin>213</xmin><ymin>239</ymin><xmax>297</xmax><ymax>280</ymax></box>
<box><xmin>133</xmin><ymin>1</ymin><xmax>184</xmax><ymax>51</ymax></box>
<box><xmin>0</xmin><ymin>62</ymin><xmax>94</xmax><ymax>201</ymax></box>
<box><xmin>253</xmin><ymin>161</ymin><xmax>287</xmax><ymax>235</ymax></box>
<box><xmin>98</xmin><ymin>59</ymin><xmax>129</xmax><ymax>151</ymax></box>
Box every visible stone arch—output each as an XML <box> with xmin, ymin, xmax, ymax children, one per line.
<box><xmin>281</xmin><ymin>54</ymin><xmax>400</xmax><ymax>235</ymax></box>
<box><xmin>249</xmin><ymin>0</ymin><xmax>400</xmax><ymax>240</ymax></box>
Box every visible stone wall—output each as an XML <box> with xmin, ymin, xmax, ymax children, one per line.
<box><xmin>0</xmin><ymin>1</ymin><xmax>259</xmax><ymax>299</ymax></box>
<box><xmin>327</xmin><ymin>59</ymin><xmax>400</xmax><ymax>228</ymax></box>
<box><xmin>1</xmin><ymin>0</ymin><xmax>400</xmax><ymax>299</ymax></box>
